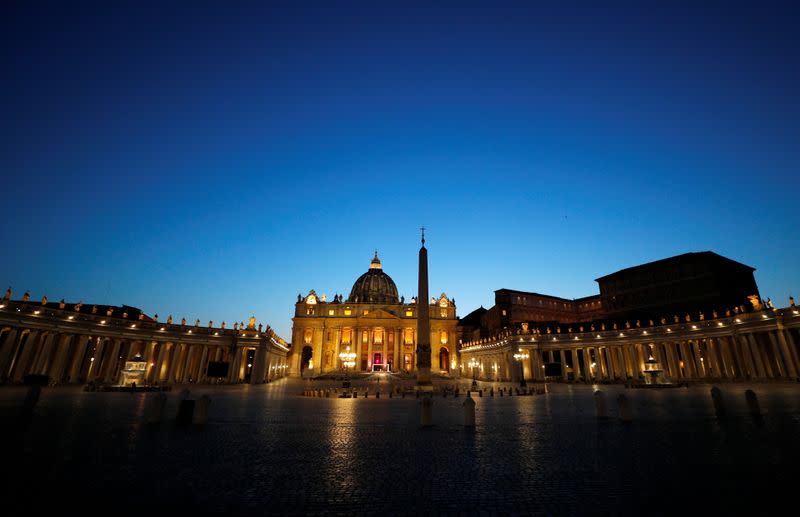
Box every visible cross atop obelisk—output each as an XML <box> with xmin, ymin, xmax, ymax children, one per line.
<box><xmin>416</xmin><ymin>226</ymin><xmax>432</xmax><ymax>390</ymax></box>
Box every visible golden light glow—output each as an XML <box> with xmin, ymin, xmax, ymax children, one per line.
<box><xmin>344</xmin><ymin>309</ymin><xmax>352</xmax><ymax>316</ymax></box>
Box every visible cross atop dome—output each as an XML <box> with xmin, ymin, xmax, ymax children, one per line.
<box><xmin>370</xmin><ymin>250</ymin><xmax>382</xmax><ymax>270</ymax></box>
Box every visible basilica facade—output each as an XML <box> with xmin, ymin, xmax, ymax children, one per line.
<box><xmin>289</xmin><ymin>253</ymin><xmax>457</xmax><ymax>376</ymax></box>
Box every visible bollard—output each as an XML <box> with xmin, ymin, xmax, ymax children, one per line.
<box><xmin>618</xmin><ymin>393</ymin><xmax>632</xmax><ymax>423</ymax></box>
<box><xmin>463</xmin><ymin>395</ymin><xmax>476</xmax><ymax>428</ymax></box>
<box><xmin>544</xmin><ymin>383</ymin><xmax>549</xmax><ymax>394</ymax></box>
<box><xmin>20</xmin><ymin>384</ymin><xmax>42</xmax><ymax>419</ymax></box>
<box><xmin>479</xmin><ymin>389</ymin><xmax>483</xmax><ymax>397</ymax></box>
<box><xmin>195</xmin><ymin>395</ymin><xmax>211</xmax><ymax>425</ymax></box>
<box><xmin>376</xmin><ymin>391</ymin><xmax>380</xmax><ymax>399</ymax></box>
<box><xmin>420</xmin><ymin>395</ymin><xmax>433</xmax><ymax>427</ymax></box>
<box><xmin>710</xmin><ymin>386</ymin><xmax>726</xmax><ymax>419</ymax></box>
<box><xmin>389</xmin><ymin>391</ymin><xmax>393</xmax><ymax>398</ymax></box>
<box><xmin>145</xmin><ymin>392</ymin><xmax>167</xmax><ymax>425</ymax></box>
<box><xmin>490</xmin><ymin>387</ymin><xmax>494</xmax><ymax>397</ymax></box>
<box><xmin>499</xmin><ymin>389</ymin><xmax>503</xmax><ymax>397</ymax></box>
<box><xmin>508</xmin><ymin>388</ymin><xmax>512</xmax><ymax>397</ymax></box>
<box><xmin>594</xmin><ymin>390</ymin><xmax>607</xmax><ymax>419</ymax></box>
<box><xmin>745</xmin><ymin>389</ymin><xmax>762</xmax><ymax>422</ymax></box>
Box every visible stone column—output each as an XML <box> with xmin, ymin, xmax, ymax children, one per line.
<box><xmin>584</xmin><ymin>348</ymin><xmax>594</xmax><ymax>380</ymax></box>
<box><xmin>679</xmin><ymin>341</ymin><xmax>696</xmax><ymax>378</ymax></box>
<box><xmin>689</xmin><ymin>340</ymin><xmax>705</xmax><ymax>378</ymax></box>
<box><xmin>197</xmin><ymin>345</ymin><xmax>209</xmax><ymax>383</ymax></box>
<box><xmin>367</xmin><ymin>328</ymin><xmax>374</xmax><ymax>371</ymax></box>
<box><xmin>229</xmin><ymin>346</ymin><xmax>243</xmax><ymax>383</ymax></box>
<box><xmin>772</xmin><ymin>330</ymin><xmax>798</xmax><ymax>378</ymax></box>
<box><xmin>0</xmin><ymin>328</ymin><xmax>20</xmax><ymax>380</ymax></box>
<box><xmin>32</xmin><ymin>332</ymin><xmax>56</xmax><ymax>375</ymax></box>
<box><xmin>102</xmin><ymin>338</ymin><xmax>123</xmax><ymax>384</ymax></box>
<box><xmin>251</xmin><ymin>347</ymin><xmax>266</xmax><ymax>384</ymax></box>
<box><xmin>67</xmin><ymin>335</ymin><xmax>89</xmax><ymax>383</ymax></box>
<box><xmin>621</xmin><ymin>345</ymin><xmax>633</xmax><ymax>378</ymax></box>
<box><xmin>663</xmin><ymin>342</ymin><xmax>679</xmax><ymax>380</ymax></box>
<box><xmin>11</xmin><ymin>330</ymin><xmax>41</xmax><ymax>381</ymax></box>
<box><xmin>719</xmin><ymin>336</ymin><xmax>740</xmax><ymax>378</ymax></box>
<box><xmin>48</xmin><ymin>334</ymin><xmax>73</xmax><ymax>383</ymax></box>
<box><xmin>152</xmin><ymin>342</ymin><xmax>167</xmax><ymax>383</ymax></box>
<box><xmin>734</xmin><ymin>334</ymin><xmax>756</xmax><ymax>378</ymax></box>
<box><xmin>745</xmin><ymin>334</ymin><xmax>768</xmax><ymax>377</ymax></box>
<box><xmin>84</xmin><ymin>337</ymin><xmax>104</xmax><ymax>382</ymax></box>
<box><xmin>635</xmin><ymin>344</ymin><xmax>648</xmax><ymax>379</ymax></box>
<box><xmin>572</xmin><ymin>348</ymin><xmax>582</xmax><ymax>380</ymax></box>
<box><xmin>559</xmin><ymin>349</ymin><xmax>567</xmax><ymax>379</ymax></box>
<box><xmin>179</xmin><ymin>345</ymin><xmax>195</xmax><ymax>382</ymax></box>
<box><xmin>166</xmin><ymin>343</ymin><xmax>182</xmax><ymax>383</ymax></box>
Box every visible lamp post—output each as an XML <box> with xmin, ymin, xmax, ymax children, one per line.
<box><xmin>468</xmin><ymin>357</ymin><xmax>479</xmax><ymax>390</ymax></box>
<box><xmin>513</xmin><ymin>348</ymin><xmax>529</xmax><ymax>387</ymax></box>
<box><xmin>339</xmin><ymin>345</ymin><xmax>356</xmax><ymax>388</ymax></box>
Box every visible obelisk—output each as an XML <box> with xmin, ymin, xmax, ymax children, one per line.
<box><xmin>416</xmin><ymin>227</ymin><xmax>432</xmax><ymax>390</ymax></box>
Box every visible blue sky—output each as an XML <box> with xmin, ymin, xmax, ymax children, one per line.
<box><xmin>2</xmin><ymin>2</ymin><xmax>798</xmax><ymax>339</ymax></box>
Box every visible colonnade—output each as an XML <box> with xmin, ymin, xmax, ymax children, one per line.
<box><xmin>0</xmin><ymin>301</ymin><xmax>289</xmax><ymax>386</ymax></box>
<box><xmin>461</xmin><ymin>307</ymin><xmax>800</xmax><ymax>384</ymax></box>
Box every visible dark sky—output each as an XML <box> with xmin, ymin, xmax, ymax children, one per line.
<box><xmin>2</xmin><ymin>1</ymin><xmax>799</xmax><ymax>338</ymax></box>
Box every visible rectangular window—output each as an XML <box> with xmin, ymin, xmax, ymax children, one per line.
<box><xmin>344</xmin><ymin>309</ymin><xmax>352</xmax><ymax>316</ymax></box>
<box><xmin>405</xmin><ymin>310</ymin><xmax>413</xmax><ymax>317</ymax></box>
<box><xmin>328</xmin><ymin>309</ymin><xmax>335</xmax><ymax>316</ymax></box>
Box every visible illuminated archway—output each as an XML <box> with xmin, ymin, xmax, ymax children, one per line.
<box><xmin>439</xmin><ymin>347</ymin><xmax>450</xmax><ymax>372</ymax></box>
<box><xmin>301</xmin><ymin>346</ymin><xmax>313</xmax><ymax>372</ymax></box>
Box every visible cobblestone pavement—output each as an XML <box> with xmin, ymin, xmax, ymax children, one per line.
<box><xmin>2</xmin><ymin>378</ymin><xmax>800</xmax><ymax>516</ymax></box>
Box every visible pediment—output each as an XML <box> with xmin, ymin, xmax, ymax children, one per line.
<box><xmin>360</xmin><ymin>308</ymin><xmax>401</xmax><ymax>320</ymax></box>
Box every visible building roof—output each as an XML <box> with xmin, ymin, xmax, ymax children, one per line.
<box><xmin>595</xmin><ymin>251</ymin><xmax>756</xmax><ymax>282</ymax></box>
<box><xmin>494</xmin><ymin>288</ymin><xmax>599</xmax><ymax>304</ymax></box>
<box><xmin>457</xmin><ymin>306</ymin><xmax>487</xmax><ymax>327</ymax></box>
<box><xmin>347</xmin><ymin>253</ymin><xmax>399</xmax><ymax>304</ymax></box>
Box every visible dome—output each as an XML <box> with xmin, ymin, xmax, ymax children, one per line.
<box><xmin>348</xmin><ymin>252</ymin><xmax>399</xmax><ymax>304</ymax></box>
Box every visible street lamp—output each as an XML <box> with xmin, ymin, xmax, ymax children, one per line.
<box><xmin>513</xmin><ymin>348</ymin><xmax>529</xmax><ymax>387</ymax></box>
<box><xmin>339</xmin><ymin>345</ymin><xmax>356</xmax><ymax>388</ymax></box>
<box><xmin>468</xmin><ymin>357</ymin><xmax>479</xmax><ymax>390</ymax></box>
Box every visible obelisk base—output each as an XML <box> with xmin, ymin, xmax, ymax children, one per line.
<box><xmin>416</xmin><ymin>367</ymin><xmax>433</xmax><ymax>391</ymax></box>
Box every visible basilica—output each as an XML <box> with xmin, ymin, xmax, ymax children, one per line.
<box><xmin>289</xmin><ymin>253</ymin><xmax>457</xmax><ymax>376</ymax></box>
<box><xmin>1</xmin><ymin>249</ymin><xmax>799</xmax><ymax>388</ymax></box>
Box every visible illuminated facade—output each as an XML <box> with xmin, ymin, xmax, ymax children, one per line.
<box><xmin>0</xmin><ymin>294</ymin><xmax>289</xmax><ymax>386</ymax></box>
<box><xmin>289</xmin><ymin>253</ymin><xmax>458</xmax><ymax>376</ymax></box>
<box><xmin>460</xmin><ymin>302</ymin><xmax>800</xmax><ymax>384</ymax></box>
